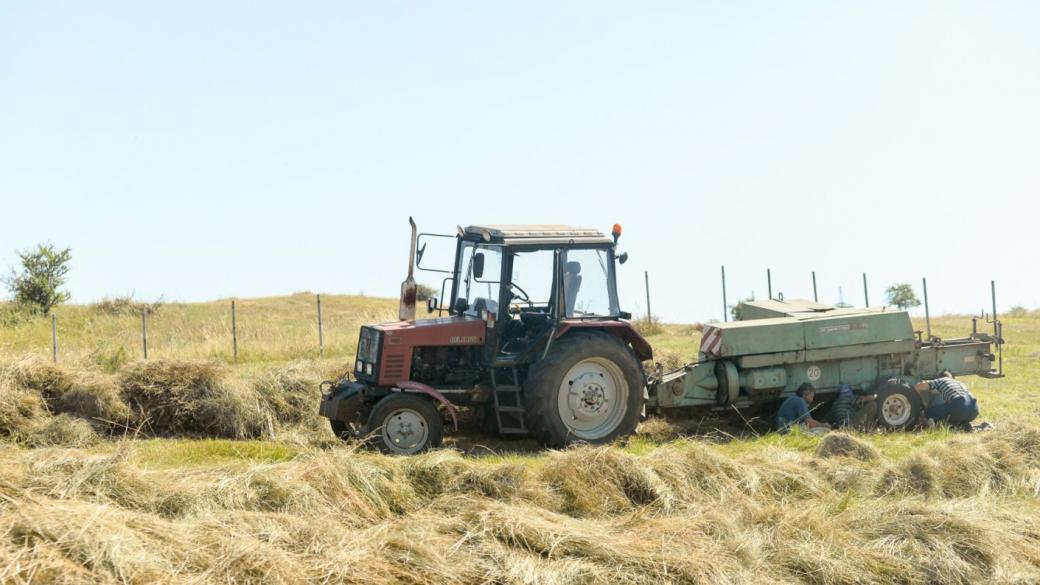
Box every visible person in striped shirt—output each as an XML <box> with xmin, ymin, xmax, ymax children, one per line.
<box><xmin>914</xmin><ymin>371</ymin><xmax>979</xmax><ymax>430</ymax></box>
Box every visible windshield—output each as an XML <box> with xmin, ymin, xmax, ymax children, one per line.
<box><xmin>562</xmin><ymin>248</ymin><xmax>619</xmax><ymax>318</ymax></box>
<box><xmin>456</xmin><ymin>242</ymin><xmax>503</xmax><ymax>317</ymax></box>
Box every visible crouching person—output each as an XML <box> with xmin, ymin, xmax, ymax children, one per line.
<box><xmin>826</xmin><ymin>383</ymin><xmax>859</xmax><ymax>428</ymax></box>
<box><xmin>777</xmin><ymin>383</ymin><xmax>831</xmax><ymax>434</ymax></box>
<box><xmin>915</xmin><ymin>370</ymin><xmax>980</xmax><ymax>430</ymax></box>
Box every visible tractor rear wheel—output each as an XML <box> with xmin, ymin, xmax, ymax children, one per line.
<box><xmin>365</xmin><ymin>393</ymin><xmax>443</xmax><ymax>455</ymax></box>
<box><xmin>875</xmin><ymin>382</ymin><xmax>921</xmax><ymax>430</ymax></box>
<box><xmin>524</xmin><ymin>332</ymin><xmax>644</xmax><ymax>447</ymax></box>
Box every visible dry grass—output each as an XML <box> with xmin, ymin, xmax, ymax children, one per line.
<box><xmin>0</xmin><ymin>426</ymin><xmax>1038</xmax><ymax>583</ymax></box>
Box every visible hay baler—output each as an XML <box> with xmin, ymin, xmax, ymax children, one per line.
<box><xmin>648</xmin><ymin>298</ymin><xmax>1004</xmax><ymax>429</ymax></box>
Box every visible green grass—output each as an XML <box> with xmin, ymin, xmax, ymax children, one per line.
<box><xmin>128</xmin><ymin>438</ymin><xmax>302</xmax><ymax>469</ymax></box>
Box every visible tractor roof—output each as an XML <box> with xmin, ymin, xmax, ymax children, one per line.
<box><xmin>462</xmin><ymin>224</ymin><xmax>612</xmax><ymax>245</ymax></box>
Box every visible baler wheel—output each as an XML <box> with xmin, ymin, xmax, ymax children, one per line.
<box><xmin>875</xmin><ymin>383</ymin><xmax>921</xmax><ymax>430</ymax></box>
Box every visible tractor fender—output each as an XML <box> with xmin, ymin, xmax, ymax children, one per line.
<box><xmin>555</xmin><ymin>321</ymin><xmax>653</xmax><ymax>361</ymax></box>
<box><xmin>319</xmin><ymin>380</ymin><xmax>367</xmax><ymax>424</ymax></box>
<box><xmin>395</xmin><ymin>380</ymin><xmax>459</xmax><ymax>431</ymax></box>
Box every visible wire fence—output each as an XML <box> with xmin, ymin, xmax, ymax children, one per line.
<box><xmin>42</xmin><ymin>294</ymin><xmax>337</xmax><ymax>365</ymax></box>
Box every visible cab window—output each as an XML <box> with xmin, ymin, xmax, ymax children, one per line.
<box><xmin>457</xmin><ymin>243</ymin><xmax>503</xmax><ymax>317</ymax></box>
<box><xmin>562</xmin><ymin>248</ymin><xmax>619</xmax><ymax>317</ymax></box>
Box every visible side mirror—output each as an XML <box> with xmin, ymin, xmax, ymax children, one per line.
<box><xmin>426</xmin><ymin>297</ymin><xmax>439</xmax><ymax>313</ymax></box>
<box><xmin>453</xmin><ymin>297</ymin><xmax>469</xmax><ymax>314</ymax></box>
<box><xmin>618</xmin><ymin>252</ymin><xmax>629</xmax><ymax>264</ymax></box>
<box><xmin>473</xmin><ymin>252</ymin><xmax>485</xmax><ymax>279</ymax></box>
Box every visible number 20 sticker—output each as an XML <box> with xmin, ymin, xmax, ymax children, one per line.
<box><xmin>806</xmin><ymin>365</ymin><xmax>822</xmax><ymax>381</ymax></box>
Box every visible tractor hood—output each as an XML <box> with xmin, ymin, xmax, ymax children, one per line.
<box><xmin>372</xmin><ymin>315</ymin><xmax>487</xmax><ymax>347</ymax></box>
<box><xmin>363</xmin><ymin>316</ymin><xmax>486</xmax><ymax>386</ymax></box>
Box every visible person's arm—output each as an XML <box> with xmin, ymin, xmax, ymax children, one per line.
<box><xmin>796</xmin><ymin>399</ymin><xmax>830</xmax><ymax>429</ymax></box>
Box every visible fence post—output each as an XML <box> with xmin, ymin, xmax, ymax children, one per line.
<box><xmin>316</xmin><ymin>294</ymin><xmax>324</xmax><ymax>357</ymax></box>
<box><xmin>231</xmin><ymin>300</ymin><xmax>238</xmax><ymax>363</ymax></box>
<box><xmin>922</xmin><ymin>277</ymin><xmax>931</xmax><ymax>339</ymax></box>
<box><xmin>812</xmin><ymin>271</ymin><xmax>818</xmax><ymax>302</ymax></box>
<box><xmin>862</xmin><ymin>273</ymin><xmax>870</xmax><ymax>307</ymax></box>
<box><xmin>721</xmin><ymin>265</ymin><xmax>728</xmax><ymax>322</ymax></box>
<box><xmin>141</xmin><ymin>308</ymin><xmax>149</xmax><ymax>360</ymax></box>
<box><xmin>51</xmin><ymin>313</ymin><xmax>58</xmax><ymax>363</ymax></box>
<box><xmin>644</xmin><ymin>271</ymin><xmax>652</xmax><ymax>324</ymax></box>
<box><xmin>767</xmin><ymin>269</ymin><xmax>772</xmax><ymax>300</ymax></box>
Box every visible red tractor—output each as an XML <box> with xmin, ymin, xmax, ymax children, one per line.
<box><xmin>320</xmin><ymin>219</ymin><xmax>652</xmax><ymax>453</ymax></box>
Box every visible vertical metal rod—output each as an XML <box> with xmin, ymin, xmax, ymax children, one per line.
<box><xmin>991</xmin><ymin>280</ymin><xmax>998</xmax><ymax>328</ymax></box>
<box><xmin>141</xmin><ymin>309</ymin><xmax>148</xmax><ymax>360</ymax></box>
<box><xmin>231</xmin><ymin>300</ymin><xmax>238</xmax><ymax>363</ymax></box>
<box><xmin>317</xmin><ymin>294</ymin><xmax>324</xmax><ymax>358</ymax></box>
<box><xmin>644</xmin><ymin>271</ymin><xmax>652</xmax><ymax>323</ymax></box>
<box><xmin>767</xmin><ymin>269</ymin><xmax>772</xmax><ymax>300</ymax></box>
<box><xmin>812</xmin><ymin>271</ymin><xmax>818</xmax><ymax>302</ymax></box>
<box><xmin>922</xmin><ymin>277</ymin><xmax>931</xmax><ymax>340</ymax></box>
<box><xmin>992</xmin><ymin>280</ymin><xmax>1002</xmax><ymax>375</ymax></box>
<box><xmin>721</xmin><ymin>265</ymin><xmax>728</xmax><ymax>322</ymax></box>
<box><xmin>51</xmin><ymin>313</ymin><xmax>58</xmax><ymax>363</ymax></box>
<box><xmin>862</xmin><ymin>273</ymin><xmax>869</xmax><ymax>307</ymax></box>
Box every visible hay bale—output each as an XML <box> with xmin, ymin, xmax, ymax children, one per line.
<box><xmin>118</xmin><ymin>360</ymin><xmax>265</xmax><ymax>439</ymax></box>
<box><xmin>25</xmin><ymin>414</ymin><xmax>97</xmax><ymax>448</ymax></box>
<box><xmin>55</xmin><ymin>374</ymin><xmax>132</xmax><ymax>431</ymax></box>
<box><xmin>7</xmin><ymin>357</ymin><xmax>73</xmax><ymax>404</ymax></box>
<box><xmin>877</xmin><ymin>453</ymin><xmax>938</xmax><ymax>498</ymax></box>
<box><xmin>0</xmin><ymin>382</ymin><xmax>48</xmax><ymax>441</ymax></box>
<box><xmin>815</xmin><ymin>432</ymin><xmax>880</xmax><ymax>461</ymax></box>
<box><xmin>540</xmin><ymin>446</ymin><xmax>674</xmax><ymax>516</ymax></box>
<box><xmin>253</xmin><ymin>364</ymin><xmax>320</xmax><ymax>426</ymax></box>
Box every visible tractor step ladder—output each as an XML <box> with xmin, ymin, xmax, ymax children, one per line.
<box><xmin>491</xmin><ymin>368</ymin><xmax>527</xmax><ymax>434</ymax></box>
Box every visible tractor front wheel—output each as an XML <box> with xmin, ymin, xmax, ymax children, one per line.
<box><xmin>525</xmin><ymin>332</ymin><xmax>644</xmax><ymax>447</ymax></box>
<box><xmin>365</xmin><ymin>393</ymin><xmax>443</xmax><ymax>455</ymax></box>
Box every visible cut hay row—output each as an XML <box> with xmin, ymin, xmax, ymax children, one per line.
<box><xmin>1</xmin><ymin>424</ymin><xmax>1039</xmax><ymax>584</ymax></box>
<box><xmin>0</xmin><ymin>357</ymin><xmax>333</xmax><ymax>446</ymax></box>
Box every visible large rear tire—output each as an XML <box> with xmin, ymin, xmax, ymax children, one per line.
<box><xmin>365</xmin><ymin>393</ymin><xmax>443</xmax><ymax>455</ymax></box>
<box><xmin>525</xmin><ymin>332</ymin><xmax>644</xmax><ymax>447</ymax></box>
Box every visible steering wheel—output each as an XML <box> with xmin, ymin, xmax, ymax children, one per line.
<box><xmin>508</xmin><ymin>282</ymin><xmax>532</xmax><ymax>305</ymax></box>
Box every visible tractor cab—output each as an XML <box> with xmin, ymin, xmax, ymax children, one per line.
<box><xmin>437</xmin><ymin>225</ymin><xmax>629</xmax><ymax>364</ymax></box>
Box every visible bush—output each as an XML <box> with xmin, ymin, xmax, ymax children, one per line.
<box><xmin>93</xmin><ymin>296</ymin><xmax>163</xmax><ymax>316</ymax></box>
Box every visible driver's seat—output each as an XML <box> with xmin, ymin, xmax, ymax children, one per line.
<box><xmin>564</xmin><ymin>261</ymin><xmax>582</xmax><ymax>312</ymax></box>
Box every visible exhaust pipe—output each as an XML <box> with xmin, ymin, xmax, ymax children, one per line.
<box><xmin>399</xmin><ymin>217</ymin><xmax>418</xmax><ymax>321</ymax></box>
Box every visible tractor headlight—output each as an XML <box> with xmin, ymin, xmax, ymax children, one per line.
<box><xmin>364</xmin><ymin>363</ymin><xmax>374</xmax><ymax>375</ymax></box>
<box><xmin>356</xmin><ymin>360</ymin><xmax>363</xmax><ymax>373</ymax></box>
<box><xmin>357</xmin><ymin>327</ymin><xmax>382</xmax><ymax>363</ymax></box>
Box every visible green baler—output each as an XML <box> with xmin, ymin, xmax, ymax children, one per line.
<box><xmin>649</xmin><ymin>299</ymin><xmax>1004</xmax><ymax>429</ymax></box>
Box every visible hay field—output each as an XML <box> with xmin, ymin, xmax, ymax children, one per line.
<box><xmin>2</xmin><ymin>295</ymin><xmax>1039</xmax><ymax>584</ymax></box>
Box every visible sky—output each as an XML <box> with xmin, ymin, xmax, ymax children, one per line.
<box><xmin>1</xmin><ymin>1</ymin><xmax>1038</xmax><ymax>324</ymax></box>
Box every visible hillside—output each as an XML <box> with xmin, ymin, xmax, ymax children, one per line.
<box><xmin>1</xmin><ymin>295</ymin><xmax>1039</xmax><ymax>583</ymax></box>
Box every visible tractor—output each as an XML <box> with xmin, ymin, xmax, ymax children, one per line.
<box><xmin>320</xmin><ymin>219</ymin><xmax>651</xmax><ymax>453</ymax></box>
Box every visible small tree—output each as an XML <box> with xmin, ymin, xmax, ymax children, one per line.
<box><xmin>729</xmin><ymin>296</ymin><xmax>754</xmax><ymax>321</ymax></box>
<box><xmin>415</xmin><ymin>284</ymin><xmax>438</xmax><ymax>302</ymax></box>
<box><xmin>885</xmin><ymin>282</ymin><xmax>921</xmax><ymax>310</ymax></box>
<box><xmin>3</xmin><ymin>243</ymin><xmax>72</xmax><ymax>314</ymax></box>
